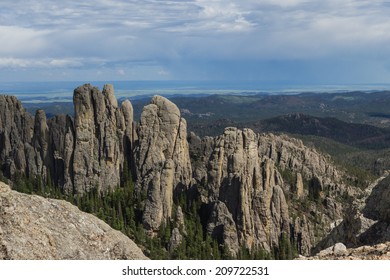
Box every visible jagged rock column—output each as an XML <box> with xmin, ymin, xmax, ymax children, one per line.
<box><xmin>31</xmin><ymin>110</ymin><xmax>49</xmax><ymax>180</ymax></box>
<box><xmin>135</xmin><ymin>95</ymin><xmax>192</xmax><ymax>231</ymax></box>
<box><xmin>0</xmin><ymin>95</ymin><xmax>34</xmax><ymax>177</ymax></box>
<box><xmin>193</xmin><ymin>127</ymin><xmax>290</xmax><ymax>255</ymax></box>
<box><xmin>72</xmin><ymin>84</ymin><xmax>127</xmax><ymax>193</ymax></box>
<box><xmin>47</xmin><ymin>114</ymin><xmax>75</xmax><ymax>193</ymax></box>
<box><xmin>121</xmin><ymin>99</ymin><xmax>136</xmax><ymax>177</ymax></box>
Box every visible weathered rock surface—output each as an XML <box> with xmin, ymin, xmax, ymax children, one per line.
<box><xmin>168</xmin><ymin>228</ymin><xmax>183</xmax><ymax>252</ymax></box>
<box><xmin>72</xmin><ymin>84</ymin><xmax>129</xmax><ymax>193</ymax></box>
<box><xmin>315</xmin><ymin>242</ymin><xmax>347</xmax><ymax>257</ymax></box>
<box><xmin>0</xmin><ymin>95</ymin><xmax>34</xmax><ymax>177</ymax></box>
<box><xmin>135</xmin><ymin>95</ymin><xmax>192</xmax><ymax>231</ymax></box>
<box><xmin>121</xmin><ymin>99</ymin><xmax>136</xmax><ymax>175</ymax></box>
<box><xmin>294</xmin><ymin>173</ymin><xmax>304</xmax><ymax>198</ymax></box>
<box><xmin>206</xmin><ymin>201</ymin><xmax>240</xmax><ymax>255</ymax></box>
<box><xmin>364</xmin><ymin>175</ymin><xmax>390</xmax><ymax>222</ymax></box>
<box><xmin>298</xmin><ymin>242</ymin><xmax>390</xmax><ymax>260</ymax></box>
<box><xmin>190</xmin><ymin>127</ymin><xmax>347</xmax><ymax>255</ymax></box>
<box><xmin>0</xmin><ymin>181</ymin><xmax>147</xmax><ymax>260</ymax></box>
<box><xmin>1</xmin><ymin>84</ymin><xmax>135</xmax><ymax>194</ymax></box>
<box><xmin>47</xmin><ymin>114</ymin><xmax>75</xmax><ymax>193</ymax></box>
<box><xmin>191</xmin><ymin>128</ymin><xmax>290</xmax><ymax>254</ymax></box>
<box><xmin>312</xmin><ymin>172</ymin><xmax>390</xmax><ymax>254</ymax></box>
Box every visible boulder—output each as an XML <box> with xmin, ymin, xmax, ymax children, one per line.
<box><xmin>0</xmin><ymin>181</ymin><xmax>147</xmax><ymax>260</ymax></box>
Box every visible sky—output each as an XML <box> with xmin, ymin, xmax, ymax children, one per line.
<box><xmin>1</xmin><ymin>0</ymin><xmax>390</xmax><ymax>84</ymax></box>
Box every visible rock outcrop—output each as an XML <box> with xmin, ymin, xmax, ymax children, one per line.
<box><xmin>1</xmin><ymin>84</ymin><xmax>135</xmax><ymax>194</ymax></box>
<box><xmin>0</xmin><ymin>181</ymin><xmax>147</xmax><ymax>260</ymax></box>
<box><xmin>0</xmin><ymin>95</ymin><xmax>34</xmax><ymax>177</ymax></box>
<box><xmin>311</xmin><ymin>172</ymin><xmax>390</xmax><ymax>254</ymax></box>
<box><xmin>294</xmin><ymin>173</ymin><xmax>304</xmax><ymax>198</ymax></box>
<box><xmin>298</xmin><ymin>242</ymin><xmax>390</xmax><ymax>260</ymax></box>
<box><xmin>135</xmin><ymin>95</ymin><xmax>192</xmax><ymax>231</ymax></box>
<box><xmin>72</xmin><ymin>84</ymin><xmax>129</xmax><ymax>193</ymax></box>
<box><xmin>190</xmin><ymin>128</ymin><xmax>289</xmax><ymax>253</ymax></box>
<box><xmin>190</xmin><ymin>127</ymin><xmax>347</xmax><ymax>255</ymax></box>
<box><xmin>364</xmin><ymin>175</ymin><xmax>390</xmax><ymax>222</ymax></box>
<box><xmin>47</xmin><ymin>114</ymin><xmax>75</xmax><ymax>193</ymax></box>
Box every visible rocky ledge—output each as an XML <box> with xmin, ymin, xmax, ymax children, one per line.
<box><xmin>0</xmin><ymin>181</ymin><xmax>147</xmax><ymax>260</ymax></box>
<box><xmin>297</xmin><ymin>242</ymin><xmax>390</xmax><ymax>260</ymax></box>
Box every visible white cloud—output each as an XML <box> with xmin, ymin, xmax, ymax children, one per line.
<box><xmin>0</xmin><ymin>58</ymin><xmax>31</xmax><ymax>68</ymax></box>
<box><xmin>49</xmin><ymin>59</ymin><xmax>83</xmax><ymax>67</ymax></box>
<box><xmin>0</xmin><ymin>57</ymin><xmax>84</xmax><ymax>69</ymax></box>
<box><xmin>158</xmin><ymin>69</ymin><xmax>170</xmax><ymax>76</ymax></box>
<box><xmin>0</xmin><ymin>25</ymin><xmax>49</xmax><ymax>56</ymax></box>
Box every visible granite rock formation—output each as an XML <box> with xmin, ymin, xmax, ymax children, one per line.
<box><xmin>0</xmin><ymin>181</ymin><xmax>147</xmax><ymax>260</ymax></box>
<box><xmin>72</xmin><ymin>84</ymin><xmax>128</xmax><ymax>193</ymax></box>
<box><xmin>189</xmin><ymin>127</ymin><xmax>348</xmax><ymax>255</ymax></box>
<box><xmin>0</xmin><ymin>95</ymin><xmax>34</xmax><ymax>177</ymax></box>
<box><xmin>47</xmin><ymin>114</ymin><xmax>75</xmax><ymax>193</ymax></box>
<box><xmin>135</xmin><ymin>95</ymin><xmax>192</xmax><ymax>231</ymax></box>
<box><xmin>310</xmin><ymin>171</ymin><xmax>390</xmax><ymax>254</ymax></box>
<box><xmin>0</xmin><ymin>84</ymin><xmax>135</xmax><ymax>194</ymax></box>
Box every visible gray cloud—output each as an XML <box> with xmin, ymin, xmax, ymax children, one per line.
<box><xmin>1</xmin><ymin>0</ymin><xmax>390</xmax><ymax>82</ymax></box>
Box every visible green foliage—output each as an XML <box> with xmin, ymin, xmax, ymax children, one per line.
<box><xmin>273</xmin><ymin>233</ymin><xmax>298</xmax><ymax>260</ymax></box>
<box><xmin>298</xmin><ymin>134</ymin><xmax>377</xmax><ymax>187</ymax></box>
<box><xmin>308</xmin><ymin>181</ymin><xmax>321</xmax><ymax>204</ymax></box>
<box><xmin>280</xmin><ymin>168</ymin><xmax>296</xmax><ymax>186</ymax></box>
<box><xmin>12</xmin><ymin>172</ymin><xmax>62</xmax><ymax>199</ymax></box>
<box><xmin>0</xmin><ymin>170</ymin><xmax>7</xmax><ymax>183</ymax></box>
<box><xmin>172</xmin><ymin>193</ymin><xmax>224</xmax><ymax>260</ymax></box>
<box><xmin>237</xmin><ymin>244</ymin><xmax>272</xmax><ymax>260</ymax></box>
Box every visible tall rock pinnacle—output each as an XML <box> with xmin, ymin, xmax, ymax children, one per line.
<box><xmin>135</xmin><ymin>95</ymin><xmax>192</xmax><ymax>230</ymax></box>
<box><xmin>72</xmin><ymin>84</ymin><xmax>129</xmax><ymax>193</ymax></box>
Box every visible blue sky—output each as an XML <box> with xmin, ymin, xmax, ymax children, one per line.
<box><xmin>1</xmin><ymin>0</ymin><xmax>390</xmax><ymax>84</ymax></box>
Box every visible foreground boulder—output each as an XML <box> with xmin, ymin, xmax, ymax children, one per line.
<box><xmin>0</xmin><ymin>181</ymin><xmax>147</xmax><ymax>260</ymax></box>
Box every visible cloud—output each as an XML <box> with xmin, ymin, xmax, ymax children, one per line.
<box><xmin>49</xmin><ymin>59</ymin><xmax>83</xmax><ymax>67</ymax></box>
<box><xmin>0</xmin><ymin>57</ymin><xmax>84</xmax><ymax>69</ymax></box>
<box><xmin>0</xmin><ymin>25</ymin><xmax>49</xmax><ymax>56</ymax></box>
<box><xmin>158</xmin><ymin>69</ymin><xmax>170</xmax><ymax>76</ymax></box>
<box><xmin>0</xmin><ymin>58</ymin><xmax>34</xmax><ymax>68</ymax></box>
<box><xmin>1</xmin><ymin>0</ymin><xmax>390</xmax><ymax>82</ymax></box>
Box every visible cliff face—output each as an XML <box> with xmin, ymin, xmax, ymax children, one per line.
<box><xmin>47</xmin><ymin>114</ymin><xmax>75</xmax><ymax>193</ymax></box>
<box><xmin>72</xmin><ymin>84</ymin><xmax>129</xmax><ymax>193</ymax></box>
<box><xmin>191</xmin><ymin>128</ymin><xmax>289</xmax><ymax>253</ymax></box>
<box><xmin>189</xmin><ymin>127</ymin><xmax>346</xmax><ymax>255</ymax></box>
<box><xmin>0</xmin><ymin>95</ymin><xmax>34</xmax><ymax>177</ymax></box>
<box><xmin>0</xmin><ymin>181</ymin><xmax>147</xmax><ymax>260</ymax></box>
<box><xmin>0</xmin><ymin>84</ymin><xmax>134</xmax><ymax>194</ymax></box>
<box><xmin>330</xmin><ymin>172</ymin><xmax>390</xmax><ymax>250</ymax></box>
<box><xmin>0</xmin><ymin>85</ymin><xmax>361</xmax><ymax>258</ymax></box>
<box><xmin>135</xmin><ymin>96</ymin><xmax>192</xmax><ymax>231</ymax></box>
